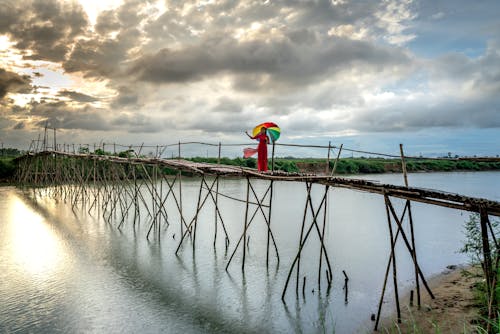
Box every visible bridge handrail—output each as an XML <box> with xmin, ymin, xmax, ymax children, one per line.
<box><xmin>27</xmin><ymin>138</ymin><xmax>499</xmax><ymax>162</ymax></box>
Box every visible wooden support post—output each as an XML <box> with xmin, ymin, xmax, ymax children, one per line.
<box><xmin>318</xmin><ymin>185</ymin><xmax>329</xmax><ymax>290</ymax></box>
<box><xmin>325</xmin><ymin>141</ymin><xmax>331</xmax><ymax>175</ymax></box>
<box><xmin>43</xmin><ymin>123</ymin><xmax>48</xmax><ymax>150</ymax></box>
<box><xmin>399</xmin><ymin>144</ymin><xmax>408</xmax><ymax>183</ymax></box>
<box><xmin>179</xmin><ymin>170</ymin><xmax>183</xmax><ymax>236</ymax></box>
<box><xmin>296</xmin><ymin>182</ymin><xmax>311</xmax><ymax>295</ymax></box>
<box><xmin>385</xmin><ymin>199</ymin><xmax>435</xmax><ymax>298</ymax></box>
<box><xmin>331</xmin><ymin>144</ymin><xmax>343</xmax><ymax>176</ymax></box>
<box><xmin>225</xmin><ymin>180</ymin><xmax>276</xmax><ymax>271</ymax></box>
<box><xmin>343</xmin><ymin>270</ymin><xmax>349</xmax><ymax>304</ymax></box>
<box><xmin>400</xmin><ymin>143</ymin><xmax>421</xmax><ymax>308</ymax></box>
<box><xmin>271</xmin><ymin>142</ymin><xmax>275</xmax><ymax>172</ymax></box>
<box><xmin>385</xmin><ymin>194</ymin><xmax>401</xmax><ymax>324</ymax></box>
<box><xmin>266</xmin><ymin>180</ymin><xmax>274</xmax><ymax>268</ymax></box>
<box><xmin>281</xmin><ymin>182</ymin><xmax>332</xmax><ymax>302</ymax></box>
<box><xmin>214</xmin><ymin>142</ymin><xmax>221</xmax><ymax>247</ymax></box>
<box><xmin>480</xmin><ymin>207</ymin><xmax>494</xmax><ymax>307</ymax></box>
<box><xmin>374</xmin><ymin>198</ymin><xmax>400</xmax><ymax>331</ymax></box>
<box><xmin>192</xmin><ymin>175</ymin><xmax>205</xmax><ymax>252</ymax></box>
<box><xmin>242</xmin><ymin>176</ymin><xmax>250</xmax><ymax>271</ymax></box>
<box><xmin>217</xmin><ymin>142</ymin><xmax>221</xmax><ymax>164</ymax></box>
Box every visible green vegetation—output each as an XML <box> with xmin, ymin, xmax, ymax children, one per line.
<box><xmin>460</xmin><ymin>213</ymin><xmax>500</xmax><ymax>333</ymax></box>
<box><xmin>0</xmin><ymin>157</ymin><xmax>16</xmax><ymax>181</ymax></box>
<box><xmin>0</xmin><ymin>148</ymin><xmax>21</xmax><ymax>182</ymax></box>
<box><xmin>186</xmin><ymin>156</ymin><xmax>500</xmax><ymax>174</ymax></box>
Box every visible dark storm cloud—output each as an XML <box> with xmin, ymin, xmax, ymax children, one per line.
<box><xmin>1</xmin><ymin>0</ymin><xmax>146</xmax><ymax>79</ymax></box>
<box><xmin>23</xmin><ymin>99</ymin><xmax>162</xmax><ymax>133</ymax></box>
<box><xmin>0</xmin><ymin>0</ymin><xmax>88</xmax><ymax>62</ymax></box>
<box><xmin>0</xmin><ymin>68</ymin><xmax>32</xmax><ymax>99</ymax></box>
<box><xmin>130</xmin><ymin>36</ymin><xmax>410</xmax><ymax>90</ymax></box>
<box><xmin>111</xmin><ymin>86</ymin><xmax>140</xmax><ymax>108</ymax></box>
<box><xmin>58</xmin><ymin>90</ymin><xmax>99</xmax><ymax>103</ymax></box>
<box><xmin>63</xmin><ymin>27</ymin><xmax>142</xmax><ymax>78</ymax></box>
<box><xmin>28</xmin><ymin>100</ymin><xmax>111</xmax><ymax>131</ymax></box>
<box><xmin>64</xmin><ymin>1</ymin><xmax>147</xmax><ymax>78</ymax></box>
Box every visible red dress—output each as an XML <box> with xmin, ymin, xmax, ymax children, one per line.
<box><xmin>254</xmin><ymin>133</ymin><xmax>268</xmax><ymax>171</ymax></box>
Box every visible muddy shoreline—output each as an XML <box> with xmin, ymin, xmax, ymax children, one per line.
<box><xmin>378</xmin><ymin>264</ymin><xmax>482</xmax><ymax>333</ymax></box>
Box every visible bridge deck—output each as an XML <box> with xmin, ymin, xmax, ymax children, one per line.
<box><xmin>15</xmin><ymin>151</ymin><xmax>500</xmax><ymax>216</ymax></box>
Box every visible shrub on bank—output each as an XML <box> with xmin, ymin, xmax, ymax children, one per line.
<box><xmin>0</xmin><ymin>158</ymin><xmax>16</xmax><ymax>180</ymax></box>
<box><xmin>460</xmin><ymin>213</ymin><xmax>500</xmax><ymax>332</ymax></box>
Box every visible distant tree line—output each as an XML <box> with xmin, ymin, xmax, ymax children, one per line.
<box><xmin>1</xmin><ymin>151</ymin><xmax>500</xmax><ymax>183</ymax></box>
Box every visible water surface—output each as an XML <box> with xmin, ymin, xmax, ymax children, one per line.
<box><xmin>0</xmin><ymin>171</ymin><xmax>498</xmax><ymax>333</ymax></box>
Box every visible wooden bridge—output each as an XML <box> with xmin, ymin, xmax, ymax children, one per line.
<box><xmin>13</xmin><ymin>146</ymin><xmax>500</xmax><ymax>331</ymax></box>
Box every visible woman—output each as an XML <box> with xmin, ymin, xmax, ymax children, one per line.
<box><xmin>246</xmin><ymin>127</ymin><xmax>269</xmax><ymax>171</ymax></box>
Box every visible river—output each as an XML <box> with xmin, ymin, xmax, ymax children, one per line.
<box><xmin>0</xmin><ymin>171</ymin><xmax>499</xmax><ymax>333</ymax></box>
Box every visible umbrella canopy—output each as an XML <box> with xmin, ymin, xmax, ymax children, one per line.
<box><xmin>252</xmin><ymin>122</ymin><xmax>281</xmax><ymax>143</ymax></box>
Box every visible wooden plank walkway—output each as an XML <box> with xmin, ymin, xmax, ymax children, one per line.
<box><xmin>15</xmin><ymin>151</ymin><xmax>500</xmax><ymax>216</ymax></box>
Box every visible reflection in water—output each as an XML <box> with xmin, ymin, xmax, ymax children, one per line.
<box><xmin>8</xmin><ymin>197</ymin><xmax>66</xmax><ymax>276</ymax></box>
<box><xmin>0</xmin><ymin>172</ymin><xmax>498</xmax><ymax>333</ymax></box>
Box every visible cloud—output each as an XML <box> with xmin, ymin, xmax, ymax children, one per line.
<box><xmin>212</xmin><ymin>97</ymin><xmax>243</xmax><ymax>113</ymax></box>
<box><xmin>0</xmin><ymin>68</ymin><xmax>32</xmax><ymax>99</ymax></box>
<box><xmin>63</xmin><ymin>27</ymin><xmax>143</xmax><ymax>78</ymax></box>
<box><xmin>13</xmin><ymin>121</ymin><xmax>25</xmax><ymax>130</ymax></box>
<box><xmin>26</xmin><ymin>100</ymin><xmax>109</xmax><ymax>131</ymax></box>
<box><xmin>111</xmin><ymin>86</ymin><xmax>140</xmax><ymax>108</ymax></box>
<box><xmin>0</xmin><ymin>0</ymin><xmax>88</xmax><ymax>62</ymax></box>
<box><xmin>129</xmin><ymin>35</ymin><xmax>411</xmax><ymax>92</ymax></box>
<box><xmin>63</xmin><ymin>0</ymin><xmax>149</xmax><ymax>78</ymax></box>
<box><xmin>58</xmin><ymin>89</ymin><xmax>99</xmax><ymax>103</ymax></box>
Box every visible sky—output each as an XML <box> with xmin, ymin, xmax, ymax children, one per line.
<box><xmin>0</xmin><ymin>0</ymin><xmax>499</xmax><ymax>158</ymax></box>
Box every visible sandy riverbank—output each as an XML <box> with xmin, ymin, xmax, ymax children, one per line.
<box><xmin>378</xmin><ymin>264</ymin><xmax>483</xmax><ymax>333</ymax></box>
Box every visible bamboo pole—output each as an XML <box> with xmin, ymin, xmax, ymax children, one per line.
<box><xmin>271</xmin><ymin>142</ymin><xmax>275</xmax><ymax>172</ymax></box>
<box><xmin>385</xmin><ymin>199</ymin><xmax>434</xmax><ymax>299</ymax></box>
<box><xmin>225</xmin><ymin>183</ymin><xmax>273</xmax><ymax>270</ymax></box>
<box><xmin>384</xmin><ymin>194</ymin><xmax>401</xmax><ymax>324</ymax></box>
<box><xmin>247</xmin><ymin>181</ymin><xmax>279</xmax><ymax>262</ymax></box>
<box><xmin>325</xmin><ymin>141</ymin><xmax>331</xmax><ymax>175</ymax></box>
<box><xmin>242</xmin><ymin>176</ymin><xmax>250</xmax><ymax>271</ymax></box>
<box><xmin>318</xmin><ymin>185</ymin><xmax>328</xmax><ymax>289</ymax></box>
<box><xmin>296</xmin><ymin>182</ymin><xmax>311</xmax><ymax>295</ymax></box>
<box><xmin>281</xmin><ymin>188</ymin><xmax>328</xmax><ymax>301</ymax></box>
<box><xmin>331</xmin><ymin>144</ymin><xmax>343</xmax><ymax>176</ymax></box>
<box><xmin>400</xmin><ymin>143</ymin><xmax>421</xmax><ymax>308</ymax></box>
<box><xmin>266</xmin><ymin>180</ymin><xmax>274</xmax><ymax>267</ymax></box>
<box><xmin>192</xmin><ymin>175</ymin><xmax>205</xmax><ymax>252</ymax></box>
<box><xmin>214</xmin><ymin>142</ymin><xmax>221</xmax><ymax>247</ymax></box>
<box><xmin>480</xmin><ymin>207</ymin><xmax>494</xmax><ymax>307</ymax></box>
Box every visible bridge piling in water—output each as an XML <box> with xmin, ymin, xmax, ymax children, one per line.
<box><xmin>13</xmin><ymin>147</ymin><xmax>500</xmax><ymax>327</ymax></box>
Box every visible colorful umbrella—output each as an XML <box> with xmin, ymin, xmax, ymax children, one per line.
<box><xmin>252</xmin><ymin>122</ymin><xmax>281</xmax><ymax>143</ymax></box>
